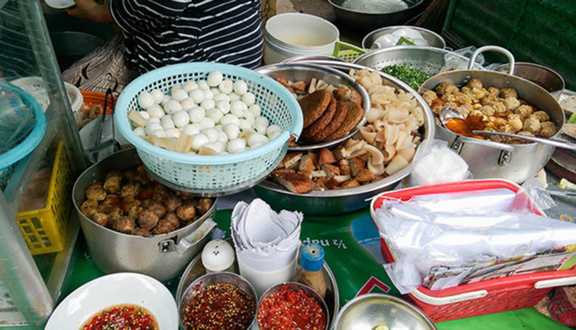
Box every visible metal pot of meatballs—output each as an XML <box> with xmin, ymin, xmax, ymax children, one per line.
<box><xmin>418</xmin><ymin>46</ymin><xmax>565</xmax><ymax>183</ymax></box>
<box><xmin>72</xmin><ymin>147</ymin><xmax>217</xmax><ymax>282</ymax></box>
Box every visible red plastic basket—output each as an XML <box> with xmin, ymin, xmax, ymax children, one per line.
<box><xmin>369</xmin><ymin>179</ymin><xmax>576</xmax><ymax>322</ymax></box>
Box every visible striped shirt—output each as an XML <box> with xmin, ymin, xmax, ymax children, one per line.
<box><xmin>109</xmin><ymin>0</ymin><xmax>264</xmax><ymax>74</ymax></box>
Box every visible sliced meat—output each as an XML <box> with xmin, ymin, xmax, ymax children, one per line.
<box><xmin>298</xmin><ymin>89</ymin><xmax>332</xmax><ymax>128</ymax></box>
<box><xmin>300</xmin><ymin>95</ymin><xmax>337</xmax><ymax>140</ymax></box>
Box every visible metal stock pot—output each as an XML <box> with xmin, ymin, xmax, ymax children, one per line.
<box><xmin>419</xmin><ymin>46</ymin><xmax>566</xmax><ymax>183</ymax></box>
<box><xmin>72</xmin><ymin>148</ymin><xmax>217</xmax><ymax>282</ymax></box>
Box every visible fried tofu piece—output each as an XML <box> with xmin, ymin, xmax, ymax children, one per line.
<box><xmin>317</xmin><ymin>148</ymin><xmax>337</xmax><ymax>165</ymax></box>
<box><xmin>280</xmin><ymin>151</ymin><xmax>303</xmax><ymax>170</ymax></box>
<box><xmin>271</xmin><ymin>170</ymin><xmax>314</xmax><ymax>194</ymax></box>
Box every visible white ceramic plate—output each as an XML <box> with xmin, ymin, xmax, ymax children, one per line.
<box><xmin>45</xmin><ymin>273</ymin><xmax>179</xmax><ymax>329</ymax></box>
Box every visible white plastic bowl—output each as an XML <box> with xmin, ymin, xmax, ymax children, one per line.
<box><xmin>45</xmin><ymin>273</ymin><xmax>179</xmax><ymax>329</ymax></box>
<box><xmin>11</xmin><ymin>76</ymin><xmax>83</xmax><ymax>113</ymax></box>
<box><xmin>44</xmin><ymin>0</ymin><xmax>75</xmax><ymax>9</ymax></box>
<box><xmin>263</xmin><ymin>13</ymin><xmax>340</xmax><ymax>65</ymax></box>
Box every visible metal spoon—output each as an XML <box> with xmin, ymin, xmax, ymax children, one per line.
<box><xmin>439</xmin><ymin>107</ymin><xmax>576</xmax><ymax>151</ymax></box>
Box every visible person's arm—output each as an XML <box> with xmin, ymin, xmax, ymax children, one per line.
<box><xmin>66</xmin><ymin>0</ymin><xmax>113</xmax><ymax>24</ymax></box>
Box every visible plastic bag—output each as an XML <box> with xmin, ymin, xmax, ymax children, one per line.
<box><xmin>0</xmin><ymin>86</ymin><xmax>36</xmax><ymax>154</ymax></box>
<box><xmin>408</xmin><ymin>140</ymin><xmax>470</xmax><ymax>187</ymax></box>
<box><xmin>441</xmin><ymin>46</ymin><xmax>485</xmax><ymax>72</ymax></box>
<box><xmin>371</xmin><ymin>28</ymin><xmax>428</xmax><ymax>49</ymax></box>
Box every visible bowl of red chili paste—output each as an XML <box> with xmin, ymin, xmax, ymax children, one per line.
<box><xmin>45</xmin><ymin>272</ymin><xmax>178</xmax><ymax>329</ymax></box>
<box><xmin>257</xmin><ymin>282</ymin><xmax>329</xmax><ymax>330</ymax></box>
<box><xmin>179</xmin><ymin>272</ymin><xmax>258</xmax><ymax>329</ymax></box>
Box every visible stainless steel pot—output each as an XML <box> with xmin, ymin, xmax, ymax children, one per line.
<box><xmin>72</xmin><ymin>148</ymin><xmax>217</xmax><ymax>282</ymax></box>
<box><xmin>419</xmin><ymin>46</ymin><xmax>566</xmax><ymax>183</ymax></box>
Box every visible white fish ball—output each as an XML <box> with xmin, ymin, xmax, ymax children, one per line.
<box><xmin>200</xmin><ymin>98</ymin><xmax>216</xmax><ymax>110</ymax></box>
<box><xmin>163</xmin><ymin>100</ymin><xmax>183</xmax><ymax>114</ymax></box>
<box><xmin>249</xmin><ymin>104</ymin><xmax>262</xmax><ymax>117</ymax></box>
<box><xmin>254</xmin><ymin>122</ymin><xmax>268</xmax><ymax>134</ymax></box>
<box><xmin>147</xmin><ymin>105</ymin><xmax>165</xmax><ymax>118</ymax></box>
<box><xmin>247</xmin><ymin>132</ymin><xmax>269</xmax><ymax>148</ymax></box>
<box><xmin>173</xmin><ymin>110</ymin><xmax>190</xmax><ymax>128</ymax></box>
<box><xmin>151</xmin><ymin>129</ymin><xmax>166</xmax><ymax>138</ymax></box>
<box><xmin>214</xmin><ymin>93</ymin><xmax>230</xmax><ymax>103</ymax></box>
<box><xmin>202</xmin><ymin>127</ymin><xmax>220</xmax><ymax>143</ymax></box>
<box><xmin>227</xmin><ymin>138</ymin><xmax>246</xmax><ymax>153</ymax></box>
<box><xmin>190</xmin><ymin>89</ymin><xmax>205</xmax><ymax>104</ymax></box>
<box><xmin>199</xmin><ymin>117</ymin><xmax>216</xmax><ymax>129</ymax></box>
<box><xmin>183</xmin><ymin>124</ymin><xmax>201</xmax><ymax>136</ymax></box>
<box><xmin>206</xmin><ymin>108</ymin><xmax>224</xmax><ymax>123</ymax></box>
<box><xmin>191</xmin><ymin>133</ymin><xmax>209</xmax><ymax>150</ymax></box>
<box><xmin>165</xmin><ymin>128</ymin><xmax>181</xmax><ymax>140</ymax></box>
<box><xmin>218</xmin><ymin>79</ymin><xmax>234</xmax><ymax>94</ymax></box>
<box><xmin>207</xmin><ymin>70</ymin><xmax>224</xmax><ymax>87</ymax></box>
<box><xmin>188</xmin><ymin>107</ymin><xmax>206</xmax><ymax>123</ymax></box>
<box><xmin>238</xmin><ymin>119</ymin><xmax>252</xmax><ymax>131</ymax></box>
<box><xmin>203</xmin><ymin>89</ymin><xmax>214</xmax><ymax>100</ymax></box>
<box><xmin>217</xmin><ymin>131</ymin><xmax>229</xmax><ymax>144</ymax></box>
<box><xmin>150</xmin><ymin>89</ymin><xmax>165</xmax><ymax>104</ymax></box>
<box><xmin>255</xmin><ymin>115</ymin><xmax>269</xmax><ymax>127</ymax></box>
<box><xmin>182</xmin><ymin>81</ymin><xmax>198</xmax><ymax>93</ymax></box>
<box><xmin>147</xmin><ymin>117</ymin><xmax>161</xmax><ymax>125</ymax></box>
<box><xmin>216</xmin><ymin>100</ymin><xmax>231</xmax><ymax>114</ymax></box>
<box><xmin>138</xmin><ymin>91</ymin><xmax>154</xmax><ymax>109</ymax></box>
<box><xmin>242</xmin><ymin>92</ymin><xmax>256</xmax><ymax>106</ymax></box>
<box><xmin>266</xmin><ymin>125</ymin><xmax>283</xmax><ymax>140</ymax></box>
<box><xmin>230</xmin><ymin>100</ymin><xmax>247</xmax><ymax>117</ymax></box>
<box><xmin>170</xmin><ymin>85</ymin><xmax>183</xmax><ymax>95</ymax></box>
<box><xmin>220</xmin><ymin>114</ymin><xmax>240</xmax><ymax>126</ymax></box>
<box><xmin>180</xmin><ymin>97</ymin><xmax>195</xmax><ymax>111</ymax></box>
<box><xmin>161</xmin><ymin>115</ymin><xmax>175</xmax><ymax>129</ymax></box>
<box><xmin>134</xmin><ymin>127</ymin><xmax>146</xmax><ymax>137</ymax></box>
<box><xmin>229</xmin><ymin>92</ymin><xmax>241</xmax><ymax>101</ymax></box>
<box><xmin>139</xmin><ymin>111</ymin><xmax>151</xmax><ymax>120</ymax></box>
<box><xmin>171</xmin><ymin>88</ymin><xmax>189</xmax><ymax>102</ymax></box>
<box><xmin>223</xmin><ymin>123</ymin><xmax>240</xmax><ymax>140</ymax></box>
<box><xmin>197</xmin><ymin>80</ymin><xmax>210</xmax><ymax>90</ymax></box>
<box><xmin>233</xmin><ymin>80</ymin><xmax>248</xmax><ymax>95</ymax></box>
<box><xmin>161</xmin><ymin>95</ymin><xmax>172</xmax><ymax>106</ymax></box>
<box><xmin>204</xmin><ymin>142</ymin><xmax>226</xmax><ymax>154</ymax></box>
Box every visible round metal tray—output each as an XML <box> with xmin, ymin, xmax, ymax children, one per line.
<box><xmin>176</xmin><ymin>239</ymin><xmax>340</xmax><ymax>328</ymax></box>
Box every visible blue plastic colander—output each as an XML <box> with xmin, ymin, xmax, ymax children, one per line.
<box><xmin>115</xmin><ymin>62</ymin><xmax>303</xmax><ymax>196</ymax></box>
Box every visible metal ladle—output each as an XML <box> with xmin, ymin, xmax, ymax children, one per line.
<box><xmin>439</xmin><ymin>107</ymin><xmax>576</xmax><ymax>151</ymax></box>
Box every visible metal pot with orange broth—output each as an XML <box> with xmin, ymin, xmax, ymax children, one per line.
<box><xmin>418</xmin><ymin>46</ymin><xmax>565</xmax><ymax>183</ymax></box>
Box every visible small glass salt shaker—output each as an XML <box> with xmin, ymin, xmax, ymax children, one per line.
<box><xmin>201</xmin><ymin>239</ymin><xmax>236</xmax><ymax>274</ymax></box>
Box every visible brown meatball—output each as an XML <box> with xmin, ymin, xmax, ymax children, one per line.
<box><xmin>435</xmin><ymin>82</ymin><xmax>459</xmax><ymax>95</ymax></box>
<box><xmin>101</xmin><ymin>195</ymin><xmax>122</xmax><ymax>208</ymax></box>
<box><xmin>85</xmin><ymin>183</ymin><xmax>107</xmax><ymax>201</ymax></box>
<box><xmin>504</xmin><ymin>97</ymin><xmax>521</xmax><ymax>110</ymax></box>
<box><xmin>107</xmin><ymin>207</ymin><xmax>123</xmax><ymax>226</ymax></box>
<box><xmin>138</xmin><ymin>209</ymin><xmax>159</xmax><ymax>230</ymax></box>
<box><xmin>142</xmin><ymin>199</ymin><xmax>166</xmax><ymax>218</ymax></box>
<box><xmin>499</xmin><ymin>88</ymin><xmax>518</xmax><ymax>99</ymax></box>
<box><xmin>421</xmin><ymin>90</ymin><xmax>437</xmax><ymax>106</ymax></box>
<box><xmin>487</xmin><ymin>87</ymin><xmax>500</xmax><ymax>96</ymax></box>
<box><xmin>514</xmin><ymin>105</ymin><xmax>535</xmax><ymax>118</ymax></box>
<box><xmin>131</xmin><ymin>228</ymin><xmax>152</xmax><ymax>237</ymax></box>
<box><xmin>489</xmin><ymin>101</ymin><xmax>507</xmax><ymax>114</ymax></box>
<box><xmin>196</xmin><ymin>198</ymin><xmax>215</xmax><ymax>216</ymax></box>
<box><xmin>120</xmin><ymin>182</ymin><xmax>142</xmax><ymax>199</ymax></box>
<box><xmin>523</xmin><ymin>117</ymin><xmax>542</xmax><ymax>133</ymax></box>
<box><xmin>176</xmin><ymin>203</ymin><xmax>196</xmax><ymax>222</ymax></box>
<box><xmin>507</xmin><ymin>114</ymin><xmax>523</xmax><ymax>131</ymax></box>
<box><xmin>81</xmin><ymin>206</ymin><xmax>98</xmax><ymax>220</ymax></box>
<box><xmin>137</xmin><ymin>185</ymin><xmax>154</xmax><ymax>200</ymax></box>
<box><xmin>97</xmin><ymin>203</ymin><xmax>116</xmax><ymax>214</ymax></box>
<box><xmin>152</xmin><ymin>184</ymin><xmax>172</xmax><ymax>203</ymax></box>
<box><xmin>92</xmin><ymin>213</ymin><xmax>109</xmax><ymax>227</ymax></box>
<box><xmin>480</xmin><ymin>94</ymin><xmax>498</xmax><ymax>105</ymax></box>
<box><xmin>153</xmin><ymin>214</ymin><xmax>181</xmax><ymax>235</ymax></box>
<box><xmin>80</xmin><ymin>199</ymin><xmax>99</xmax><ymax>214</ymax></box>
<box><xmin>466</xmin><ymin>78</ymin><xmax>483</xmax><ymax>90</ymax></box>
<box><xmin>531</xmin><ymin>110</ymin><xmax>550</xmax><ymax>122</ymax></box>
<box><xmin>540</xmin><ymin>121</ymin><xmax>558</xmax><ymax>138</ymax></box>
<box><xmin>122</xmin><ymin>196</ymin><xmax>143</xmax><ymax>220</ymax></box>
<box><xmin>103</xmin><ymin>170</ymin><xmax>123</xmax><ymax>194</ymax></box>
<box><xmin>479</xmin><ymin>105</ymin><xmax>495</xmax><ymax>116</ymax></box>
<box><xmin>164</xmin><ymin>196</ymin><xmax>183</xmax><ymax>213</ymax></box>
<box><xmin>113</xmin><ymin>216</ymin><xmax>136</xmax><ymax>234</ymax></box>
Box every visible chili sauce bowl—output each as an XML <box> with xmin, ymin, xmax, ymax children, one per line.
<box><xmin>179</xmin><ymin>272</ymin><xmax>257</xmax><ymax>329</ymax></box>
<box><xmin>45</xmin><ymin>272</ymin><xmax>178</xmax><ymax>329</ymax></box>
<box><xmin>256</xmin><ymin>282</ymin><xmax>329</xmax><ymax>329</ymax></box>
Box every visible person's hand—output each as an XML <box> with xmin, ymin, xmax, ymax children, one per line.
<box><xmin>66</xmin><ymin>0</ymin><xmax>112</xmax><ymax>24</ymax></box>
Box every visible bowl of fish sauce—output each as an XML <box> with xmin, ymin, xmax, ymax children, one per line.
<box><xmin>179</xmin><ymin>272</ymin><xmax>257</xmax><ymax>329</ymax></box>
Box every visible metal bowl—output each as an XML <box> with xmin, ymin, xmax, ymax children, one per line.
<box><xmin>495</xmin><ymin>62</ymin><xmax>565</xmax><ymax>98</ymax></box>
<box><xmin>253</xmin><ymin>63</ymin><xmax>435</xmax><ymax>216</ymax></box>
<box><xmin>362</xmin><ymin>25</ymin><xmax>446</xmax><ymax>50</ymax></box>
<box><xmin>179</xmin><ymin>272</ymin><xmax>258</xmax><ymax>329</ymax></box>
<box><xmin>256</xmin><ymin>62</ymin><xmax>371</xmax><ymax>151</ymax></box>
<box><xmin>328</xmin><ymin>0</ymin><xmax>427</xmax><ymax>32</ymax></box>
<box><xmin>332</xmin><ymin>293</ymin><xmax>436</xmax><ymax>330</ymax></box>
<box><xmin>353</xmin><ymin>46</ymin><xmax>484</xmax><ymax>77</ymax></box>
<box><xmin>256</xmin><ymin>282</ymin><xmax>329</xmax><ymax>330</ymax></box>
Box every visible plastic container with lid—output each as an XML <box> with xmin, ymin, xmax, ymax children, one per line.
<box><xmin>201</xmin><ymin>239</ymin><xmax>236</xmax><ymax>273</ymax></box>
